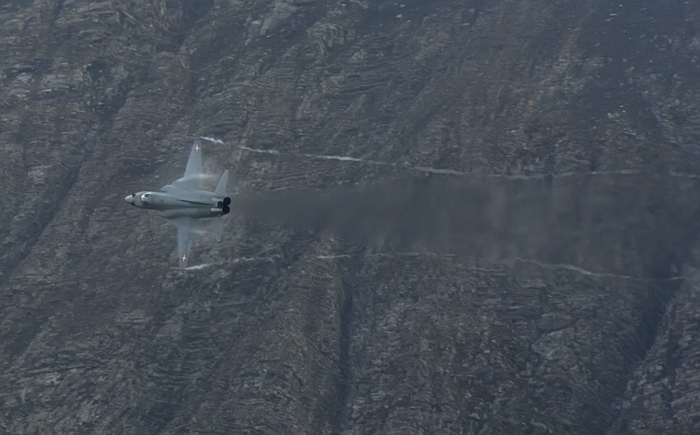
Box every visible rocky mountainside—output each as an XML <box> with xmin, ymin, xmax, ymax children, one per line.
<box><xmin>2</xmin><ymin>0</ymin><xmax>700</xmax><ymax>433</ymax></box>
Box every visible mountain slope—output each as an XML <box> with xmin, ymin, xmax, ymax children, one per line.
<box><xmin>1</xmin><ymin>0</ymin><xmax>700</xmax><ymax>433</ymax></box>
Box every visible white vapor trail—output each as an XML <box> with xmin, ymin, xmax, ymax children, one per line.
<box><xmin>235</xmin><ymin>145</ymin><xmax>667</xmax><ymax>180</ymax></box>
<box><xmin>512</xmin><ymin>258</ymin><xmax>684</xmax><ymax>282</ymax></box>
<box><xmin>185</xmin><ymin>263</ymin><xmax>214</xmax><ymax>270</ymax></box>
<box><xmin>198</xmin><ymin>136</ymin><xmax>225</xmax><ymax>144</ymax></box>
<box><xmin>170</xmin><ymin>263</ymin><xmax>215</xmax><ymax>271</ymax></box>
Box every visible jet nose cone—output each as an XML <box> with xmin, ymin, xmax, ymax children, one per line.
<box><xmin>125</xmin><ymin>195</ymin><xmax>134</xmax><ymax>204</ymax></box>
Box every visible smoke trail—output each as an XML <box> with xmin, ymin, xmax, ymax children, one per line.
<box><xmin>229</xmin><ymin>173</ymin><xmax>700</xmax><ymax>277</ymax></box>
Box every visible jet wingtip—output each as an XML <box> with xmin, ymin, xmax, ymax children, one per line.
<box><xmin>180</xmin><ymin>254</ymin><xmax>188</xmax><ymax>269</ymax></box>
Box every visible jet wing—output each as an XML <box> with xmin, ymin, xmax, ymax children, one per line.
<box><xmin>168</xmin><ymin>217</ymin><xmax>197</xmax><ymax>268</ymax></box>
<box><xmin>170</xmin><ymin>139</ymin><xmax>204</xmax><ymax>191</ymax></box>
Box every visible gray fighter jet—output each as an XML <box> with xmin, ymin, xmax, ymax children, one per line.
<box><xmin>125</xmin><ymin>139</ymin><xmax>230</xmax><ymax>268</ymax></box>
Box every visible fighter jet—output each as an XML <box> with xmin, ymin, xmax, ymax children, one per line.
<box><xmin>125</xmin><ymin>139</ymin><xmax>230</xmax><ymax>268</ymax></box>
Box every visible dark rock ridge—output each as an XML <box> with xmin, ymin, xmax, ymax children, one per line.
<box><xmin>1</xmin><ymin>0</ymin><xmax>700</xmax><ymax>433</ymax></box>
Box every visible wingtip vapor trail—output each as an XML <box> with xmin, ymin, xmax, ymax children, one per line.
<box><xmin>197</xmin><ymin>136</ymin><xmax>224</xmax><ymax>145</ymax></box>
<box><xmin>170</xmin><ymin>262</ymin><xmax>215</xmax><ymax>271</ymax></box>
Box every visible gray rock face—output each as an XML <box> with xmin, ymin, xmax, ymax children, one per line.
<box><xmin>1</xmin><ymin>0</ymin><xmax>700</xmax><ymax>433</ymax></box>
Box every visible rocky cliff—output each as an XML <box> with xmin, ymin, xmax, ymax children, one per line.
<box><xmin>2</xmin><ymin>0</ymin><xmax>700</xmax><ymax>433</ymax></box>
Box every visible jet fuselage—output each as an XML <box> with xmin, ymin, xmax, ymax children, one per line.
<box><xmin>125</xmin><ymin>188</ymin><xmax>230</xmax><ymax>219</ymax></box>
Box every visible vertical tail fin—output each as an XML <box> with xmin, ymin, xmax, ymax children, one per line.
<box><xmin>215</xmin><ymin>169</ymin><xmax>229</xmax><ymax>196</ymax></box>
